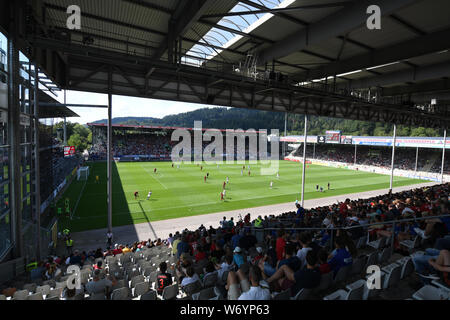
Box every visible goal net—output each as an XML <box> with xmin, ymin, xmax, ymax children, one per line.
<box><xmin>77</xmin><ymin>166</ymin><xmax>90</xmax><ymax>181</ymax></box>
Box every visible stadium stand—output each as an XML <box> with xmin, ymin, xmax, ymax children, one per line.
<box><xmin>2</xmin><ymin>183</ymin><xmax>449</xmax><ymax>300</ymax></box>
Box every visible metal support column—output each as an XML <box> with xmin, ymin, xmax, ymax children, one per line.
<box><xmin>414</xmin><ymin>147</ymin><xmax>418</xmax><ymax>173</ymax></box>
<box><xmin>33</xmin><ymin>64</ymin><xmax>41</xmax><ymax>260</ymax></box>
<box><xmin>63</xmin><ymin>90</ymin><xmax>67</xmax><ymax>146</ymax></box>
<box><xmin>354</xmin><ymin>144</ymin><xmax>357</xmax><ymax>166</ymax></box>
<box><xmin>8</xmin><ymin>1</ymin><xmax>23</xmax><ymax>259</ymax></box>
<box><xmin>313</xmin><ymin>142</ymin><xmax>316</xmax><ymax>160</ymax></box>
<box><xmin>440</xmin><ymin>129</ymin><xmax>447</xmax><ymax>183</ymax></box>
<box><xmin>283</xmin><ymin>112</ymin><xmax>287</xmax><ymax>157</ymax></box>
<box><xmin>301</xmin><ymin>114</ymin><xmax>308</xmax><ymax>207</ymax></box>
<box><xmin>389</xmin><ymin>124</ymin><xmax>397</xmax><ymax>192</ymax></box>
<box><xmin>107</xmin><ymin>71</ymin><xmax>113</xmax><ymax>233</ymax></box>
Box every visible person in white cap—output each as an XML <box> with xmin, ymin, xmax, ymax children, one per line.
<box><xmin>233</xmin><ymin>247</ymin><xmax>246</xmax><ymax>268</ymax></box>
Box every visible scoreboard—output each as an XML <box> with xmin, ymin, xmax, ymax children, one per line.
<box><xmin>325</xmin><ymin>130</ymin><xmax>341</xmax><ymax>144</ymax></box>
<box><xmin>64</xmin><ymin>146</ymin><xmax>76</xmax><ymax>157</ymax></box>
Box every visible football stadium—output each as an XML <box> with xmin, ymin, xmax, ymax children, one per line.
<box><xmin>0</xmin><ymin>0</ymin><xmax>450</xmax><ymax>308</ymax></box>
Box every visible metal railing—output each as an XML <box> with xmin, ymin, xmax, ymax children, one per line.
<box><xmin>248</xmin><ymin>214</ymin><xmax>450</xmax><ymax>251</ymax></box>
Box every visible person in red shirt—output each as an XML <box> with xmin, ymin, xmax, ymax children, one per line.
<box><xmin>223</xmin><ymin>181</ymin><xmax>226</xmax><ymax>189</ymax></box>
<box><xmin>204</xmin><ymin>175</ymin><xmax>207</xmax><ymax>183</ymax></box>
<box><xmin>154</xmin><ymin>168</ymin><xmax>157</xmax><ymax>173</ymax></box>
<box><xmin>276</xmin><ymin>230</ymin><xmax>287</xmax><ymax>261</ymax></box>
<box><xmin>112</xmin><ymin>244</ymin><xmax>122</xmax><ymax>256</ymax></box>
<box><xmin>220</xmin><ymin>192</ymin><xmax>224</xmax><ymax>201</ymax></box>
<box><xmin>317</xmin><ymin>249</ymin><xmax>331</xmax><ymax>274</ymax></box>
<box><xmin>195</xmin><ymin>245</ymin><xmax>207</xmax><ymax>263</ymax></box>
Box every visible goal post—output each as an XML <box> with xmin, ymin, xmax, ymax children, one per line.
<box><xmin>77</xmin><ymin>166</ymin><xmax>90</xmax><ymax>181</ymax></box>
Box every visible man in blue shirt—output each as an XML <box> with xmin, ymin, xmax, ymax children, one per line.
<box><xmin>177</xmin><ymin>235</ymin><xmax>190</xmax><ymax>259</ymax></box>
<box><xmin>233</xmin><ymin>247</ymin><xmax>246</xmax><ymax>268</ymax></box>
<box><xmin>328</xmin><ymin>237</ymin><xmax>353</xmax><ymax>275</ymax></box>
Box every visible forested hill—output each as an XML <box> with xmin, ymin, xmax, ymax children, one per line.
<box><xmin>91</xmin><ymin>107</ymin><xmax>442</xmax><ymax>137</ymax></box>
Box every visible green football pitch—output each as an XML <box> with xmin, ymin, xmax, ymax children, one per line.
<box><xmin>57</xmin><ymin>161</ymin><xmax>426</xmax><ymax>232</ymax></box>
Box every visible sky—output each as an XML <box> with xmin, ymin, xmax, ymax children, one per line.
<box><xmin>53</xmin><ymin>90</ymin><xmax>218</xmax><ymax>124</ymax></box>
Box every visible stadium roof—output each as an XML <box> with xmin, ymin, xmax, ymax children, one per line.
<box><xmin>3</xmin><ymin>0</ymin><xmax>450</xmax><ymax>128</ymax></box>
<box><xmin>38</xmin><ymin>90</ymin><xmax>79</xmax><ymax>119</ymax></box>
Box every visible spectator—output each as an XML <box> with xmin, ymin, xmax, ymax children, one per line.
<box><xmin>156</xmin><ymin>262</ymin><xmax>173</xmax><ymax>295</ymax></box>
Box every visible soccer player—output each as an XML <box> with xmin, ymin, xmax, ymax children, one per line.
<box><xmin>316</xmin><ymin>184</ymin><xmax>319</xmax><ymax>191</ymax></box>
<box><xmin>154</xmin><ymin>168</ymin><xmax>157</xmax><ymax>174</ymax></box>
<box><xmin>134</xmin><ymin>191</ymin><xmax>139</xmax><ymax>199</ymax></box>
<box><xmin>172</xmin><ymin>163</ymin><xmax>174</xmax><ymax>168</ymax></box>
<box><xmin>276</xmin><ymin>172</ymin><xmax>279</xmax><ymax>179</ymax></box>
<box><xmin>95</xmin><ymin>175</ymin><xmax>99</xmax><ymax>183</ymax></box>
<box><xmin>327</xmin><ymin>182</ymin><xmax>330</xmax><ymax>190</ymax></box>
<box><xmin>270</xmin><ymin>181</ymin><xmax>273</xmax><ymax>189</ymax></box>
<box><xmin>248</xmin><ymin>170</ymin><xmax>251</xmax><ymax>176</ymax></box>
<box><xmin>222</xmin><ymin>189</ymin><xmax>226</xmax><ymax>198</ymax></box>
<box><xmin>320</xmin><ymin>186</ymin><xmax>323</xmax><ymax>193</ymax></box>
<box><xmin>201</xmin><ymin>166</ymin><xmax>203</xmax><ymax>171</ymax></box>
<box><xmin>204</xmin><ymin>175</ymin><xmax>207</xmax><ymax>183</ymax></box>
<box><xmin>220</xmin><ymin>192</ymin><xmax>224</xmax><ymax>201</ymax></box>
<box><xmin>223</xmin><ymin>181</ymin><xmax>226</xmax><ymax>189</ymax></box>
<box><xmin>226</xmin><ymin>176</ymin><xmax>229</xmax><ymax>184</ymax></box>
<box><xmin>147</xmin><ymin>190</ymin><xmax>152</xmax><ymax>200</ymax></box>
<box><xmin>206</xmin><ymin>172</ymin><xmax>209</xmax><ymax>178</ymax></box>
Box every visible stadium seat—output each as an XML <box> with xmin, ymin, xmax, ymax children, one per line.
<box><xmin>12</xmin><ymin>290</ymin><xmax>29</xmax><ymax>300</ymax></box>
<box><xmin>140</xmin><ymin>290</ymin><xmax>157</xmax><ymax>300</ymax></box>
<box><xmin>378</xmin><ymin>247</ymin><xmax>391</xmax><ymax>265</ymax></box>
<box><xmin>324</xmin><ymin>279</ymin><xmax>365</xmax><ymax>300</ymax></box>
<box><xmin>111</xmin><ymin>287</ymin><xmax>129</xmax><ymax>300</ymax></box>
<box><xmin>364</xmin><ymin>251</ymin><xmax>379</xmax><ymax>271</ymax></box>
<box><xmin>133</xmin><ymin>281</ymin><xmax>150</xmax><ymax>297</ymax></box>
<box><xmin>396</xmin><ymin>257</ymin><xmax>414</xmax><ymax>279</ymax></box>
<box><xmin>23</xmin><ymin>283</ymin><xmax>37</xmax><ymax>293</ymax></box>
<box><xmin>291</xmin><ymin>288</ymin><xmax>311</xmax><ymax>300</ymax></box>
<box><xmin>43</xmin><ymin>280</ymin><xmax>56</xmax><ymax>288</ymax></box>
<box><xmin>46</xmin><ymin>288</ymin><xmax>63</xmax><ymax>299</ymax></box>
<box><xmin>351</xmin><ymin>256</ymin><xmax>367</xmax><ymax>275</ymax></box>
<box><xmin>130</xmin><ymin>275</ymin><xmax>145</xmax><ymax>289</ymax></box>
<box><xmin>431</xmin><ymin>279</ymin><xmax>450</xmax><ymax>292</ymax></box>
<box><xmin>412</xmin><ymin>285</ymin><xmax>449</xmax><ymax>300</ymax></box>
<box><xmin>400</xmin><ymin>236</ymin><xmax>420</xmax><ymax>252</ymax></box>
<box><xmin>183</xmin><ymin>280</ymin><xmax>202</xmax><ymax>297</ymax></box>
<box><xmin>55</xmin><ymin>281</ymin><xmax>67</xmax><ymax>290</ymax></box>
<box><xmin>162</xmin><ymin>284</ymin><xmax>179</xmax><ymax>300</ymax></box>
<box><xmin>334</xmin><ymin>264</ymin><xmax>351</xmax><ymax>284</ymax></box>
<box><xmin>0</xmin><ymin>295</ymin><xmax>6</xmax><ymax>300</ymax></box>
<box><xmin>367</xmin><ymin>235</ymin><xmax>387</xmax><ymax>250</ymax></box>
<box><xmin>356</xmin><ymin>236</ymin><xmax>367</xmax><ymax>249</ymax></box>
<box><xmin>45</xmin><ymin>295</ymin><xmax>60</xmax><ymax>300</ymax></box>
<box><xmin>313</xmin><ymin>271</ymin><xmax>333</xmax><ymax>293</ymax></box>
<box><xmin>381</xmin><ymin>264</ymin><xmax>402</xmax><ymax>289</ymax></box>
<box><xmin>36</xmin><ymin>285</ymin><xmax>51</xmax><ymax>296</ymax></box>
<box><xmin>363</xmin><ymin>271</ymin><xmax>386</xmax><ymax>300</ymax></box>
<box><xmin>192</xmin><ymin>286</ymin><xmax>216</xmax><ymax>300</ymax></box>
<box><xmin>203</xmin><ymin>272</ymin><xmax>218</xmax><ymax>288</ymax></box>
<box><xmin>27</xmin><ymin>292</ymin><xmax>43</xmax><ymax>300</ymax></box>
<box><xmin>148</xmin><ymin>271</ymin><xmax>158</xmax><ymax>286</ymax></box>
<box><xmin>272</xmin><ymin>289</ymin><xmax>291</xmax><ymax>300</ymax></box>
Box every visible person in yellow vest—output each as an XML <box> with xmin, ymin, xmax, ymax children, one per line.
<box><xmin>66</xmin><ymin>237</ymin><xmax>74</xmax><ymax>255</ymax></box>
<box><xmin>254</xmin><ymin>216</ymin><xmax>263</xmax><ymax>228</ymax></box>
<box><xmin>122</xmin><ymin>245</ymin><xmax>131</xmax><ymax>253</ymax></box>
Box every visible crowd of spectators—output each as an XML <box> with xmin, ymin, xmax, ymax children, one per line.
<box><xmin>3</xmin><ymin>183</ymin><xmax>449</xmax><ymax>300</ymax></box>
<box><xmin>298</xmin><ymin>144</ymin><xmax>450</xmax><ymax>173</ymax></box>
